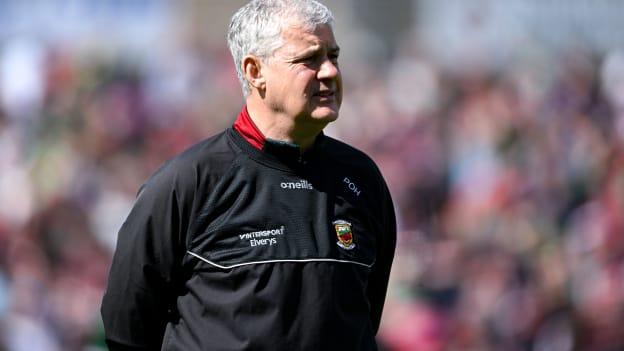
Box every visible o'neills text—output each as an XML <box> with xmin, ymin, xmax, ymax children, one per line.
<box><xmin>281</xmin><ymin>180</ymin><xmax>314</xmax><ymax>190</ymax></box>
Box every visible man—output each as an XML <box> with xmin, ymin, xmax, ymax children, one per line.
<box><xmin>101</xmin><ymin>1</ymin><xmax>396</xmax><ymax>350</ymax></box>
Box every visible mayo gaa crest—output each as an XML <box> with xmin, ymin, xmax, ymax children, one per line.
<box><xmin>333</xmin><ymin>220</ymin><xmax>355</xmax><ymax>250</ymax></box>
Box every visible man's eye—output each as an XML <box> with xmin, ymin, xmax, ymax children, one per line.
<box><xmin>294</xmin><ymin>56</ymin><xmax>315</xmax><ymax>65</ymax></box>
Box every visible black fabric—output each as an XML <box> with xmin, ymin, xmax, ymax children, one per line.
<box><xmin>101</xmin><ymin>127</ymin><xmax>396</xmax><ymax>351</ymax></box>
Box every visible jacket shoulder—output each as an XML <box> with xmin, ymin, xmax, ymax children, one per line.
<box><xmin>141</xmin><ymin>130</ymin><xmax>237</xmax><ymax>196</ymax></box>
<box><xmin>322</xmin><ymin>135</ymin><xmax>382</xmax><ymax>175</ymax></box>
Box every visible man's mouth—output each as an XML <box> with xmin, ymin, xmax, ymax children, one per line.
<box><xmin>314</xmin><ymin>90</ymin><xmax>335</xmax><ymax>98</ymax></box>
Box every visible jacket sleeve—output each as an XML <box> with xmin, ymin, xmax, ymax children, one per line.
<box><xmin>101</xmin><ymin>164</ymin><xmax>193</xmax><ymax>350</ymax></box>
<box><xmin>367</xmin><ymin>177</ymin><xmax>397</xmax><ymax>333</ymax></box>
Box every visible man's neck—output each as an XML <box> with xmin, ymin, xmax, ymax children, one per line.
<box><xmin>245</xmin><ymin>97</ymin><xmax>326</xmax><ymax>151</ymax></box>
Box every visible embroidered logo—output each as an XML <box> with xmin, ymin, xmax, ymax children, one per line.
<box><xmin>238</xmin><ymin>226</ymin><xmax>285</xmax><ymax>247</ymax></box>
<box><xmin>333</xmin><ymin>220</ymin><xmax>355</xmax><ymax>250</ymax></box>
<box><xmin>281</xmin><ymin>179</ymin><xmax>314</xmax><ymax>190</ymax></box>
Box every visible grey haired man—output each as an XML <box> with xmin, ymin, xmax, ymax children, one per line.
<box><xmin>101</xmin><ymin>1</ymin><xmax>396</xmax><ymax>350</ymax></box>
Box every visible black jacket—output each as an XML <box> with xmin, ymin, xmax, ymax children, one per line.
<box><xmin>101</xmin><ymin>127</ymin><xmax>396</xmax><ymax>350</ymax></box>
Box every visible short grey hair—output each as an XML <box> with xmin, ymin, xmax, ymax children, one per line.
<box><xmin>227</xmin><ymin>0</ymin><xmax>334</xmax><ymax>97</ymax></box>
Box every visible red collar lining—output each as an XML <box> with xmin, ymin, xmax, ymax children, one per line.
<box><xmin>233</xmin><ymin>106</ymin><xmax>265</xmax><ymax>150</ymax></box>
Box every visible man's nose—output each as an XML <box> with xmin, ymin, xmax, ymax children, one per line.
<box><xmin>317</xmin><ymin>58</ymin><xmax>339</xmax><ymax>80</ymax></box>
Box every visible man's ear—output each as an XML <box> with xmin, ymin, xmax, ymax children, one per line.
<box><xmin>243</xmin><ymin>55</ymin><xmax>266</xmax><ymax>91</ymax></box>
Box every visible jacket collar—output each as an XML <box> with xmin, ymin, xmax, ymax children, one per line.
<box><xmin>232</xmin><ymin>105</ymin><xmax>265</xmax><ymax>150</ymax></box>
<box><xmin>231</xmin><ymin>106</ymin><xmax>326</xmax><ymax>169</ymax></box>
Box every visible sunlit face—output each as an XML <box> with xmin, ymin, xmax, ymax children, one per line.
<box><xmin>261</xmin><ymin>23</ymin><xmax>342</xmax><ymax>125</ymax></box>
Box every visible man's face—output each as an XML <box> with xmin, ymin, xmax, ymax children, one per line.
<box><xmin>261</xmin><ymin>23</ymin><xmax>342</xmax><ymax>124</ymax></box>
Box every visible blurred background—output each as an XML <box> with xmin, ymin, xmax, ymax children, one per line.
<box><xmin>0</xmin><ymin>0</ymin><xmax>623</xmax><ymax>350</ymax></box>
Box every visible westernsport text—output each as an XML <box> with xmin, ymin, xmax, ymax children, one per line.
<box><xmin>239</xmin><ymin>226</ymin><xmax>285</xmax><ymax>247</ymax></box>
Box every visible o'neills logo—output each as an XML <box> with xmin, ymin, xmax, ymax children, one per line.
<box><xmin>280</xmin><ymin>179</ymin><xmax>314</xmax><ymax>190</ymax></box>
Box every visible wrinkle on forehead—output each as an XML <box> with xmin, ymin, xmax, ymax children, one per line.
<box><xmin>276</xmin><ymin>24</ymin><xmax>336</xmax><ymax>59</ymax></box>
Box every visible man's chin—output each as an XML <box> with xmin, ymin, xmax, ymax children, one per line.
<box><xmin>310</xmin><ymin>107</ymin><xmax>340</xmax><ymax>122</ymax></box>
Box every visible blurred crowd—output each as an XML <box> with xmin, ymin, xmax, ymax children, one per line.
<box><xmin>372</xmin><ymin>47</ymin><xmax>624</xmax><ymax>351</ymax></box>
<box><xmin>1</xmin><ymin>12</ymin><xmax>624</xmax><ymax>351</ymax></box>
